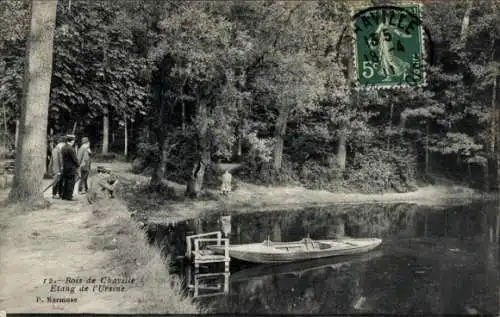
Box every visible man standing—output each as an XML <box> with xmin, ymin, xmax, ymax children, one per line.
<box><xmin>60</xmin><ymin>135</ymin><xmax>79</xmax><ymax>201</ymax></box>
<box><xmin>51</xmin><ymin>136</ymin><xmax>65</xmax><ymax>199</ymax></box>
<box><xmin>77</xmin><ymin>137</ymin><xmax>92</xmax><ymax>194</ymax></box>
<box><xmin>220</xmin><ymin>169</ymin><xmax>232</xmax><ymax>195</ymax></box>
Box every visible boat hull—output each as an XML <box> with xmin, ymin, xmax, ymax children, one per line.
<box><xmin>230</xmin><ymin>249</ymin><xmax>385</xmax><ymax>283</ymax></box>
<box><xmin>209</xmin><ymin>237</ymin><xmax>382</xmax><ymax>264</ymax></box>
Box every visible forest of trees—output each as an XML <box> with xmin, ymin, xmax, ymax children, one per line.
<box><xmin>0</xmin><ymin>0</ymin><xmax>499</xmax><ymax>200</ymax></box>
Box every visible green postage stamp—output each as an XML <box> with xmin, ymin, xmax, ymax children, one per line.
<box><xmin>352</xmin><ymin>4</ymin><xmax>426</xmax><ymax>89</ymax></box>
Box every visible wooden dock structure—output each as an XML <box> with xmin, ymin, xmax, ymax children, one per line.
<box><xmin>185</xmin><ymin>231</ymin><xmax>231</xmax><ymax>298</ymax></box>
<box><xmin>186</xmin><ymin>231</ymin><xmax>230</xmax><ymax>271</ymax></box>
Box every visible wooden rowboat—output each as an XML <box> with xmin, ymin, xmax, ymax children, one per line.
<box><xmin>208</xmin><ymin>236</ymin><xmax>382</xmax><ymax>264</ymax></box>
<box><xmin>229</xmin><ymin>249</ymin><xmax>385</xmax><ymax>283</ymax></box>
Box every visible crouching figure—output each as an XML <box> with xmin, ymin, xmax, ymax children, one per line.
<box><xmin>87</xmin><ymin>167</ymin><xmax>119</xmax><ymax>204</ymax></box>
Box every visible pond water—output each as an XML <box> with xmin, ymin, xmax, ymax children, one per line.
<box><xmin>148</xmin><ymin>201</ymin><xmax>500</xmax><ymax>315</ymax></box>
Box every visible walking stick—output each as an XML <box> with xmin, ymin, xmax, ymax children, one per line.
<box><xmin>43</xmin><ymin>174</ymin><xmax>80</xmax><ymax>194</ymax></box>
<box><xmin>43</xmin><ymin>174</ymin><xmax>60</xmax><ymax>193</ymax></box>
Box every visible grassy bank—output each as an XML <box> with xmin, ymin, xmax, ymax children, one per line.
<box><xmin>86</xmin><ymin>198</ymin><xmax>202</xmax><ymax>313</ymax></box>
<box><xmin>101</xmin><ymin>162</ymin><xmax>499</xmax><ymax>224</ymax></box>
<box><xmin>0</xmin><ymin>180</ymin><xmax>201</xmax><ymax>313</ymax></box>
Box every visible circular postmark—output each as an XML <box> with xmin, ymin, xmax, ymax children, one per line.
<box><xmin>350</xmin><ymin>4</ymin><xmax>434</xmax><ymax>89</ymax></box>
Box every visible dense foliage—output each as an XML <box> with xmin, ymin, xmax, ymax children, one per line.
<box><xmin>1</xmin><ymin>0</ymin><xmax>499</xmax><ymax>195</ymax></box>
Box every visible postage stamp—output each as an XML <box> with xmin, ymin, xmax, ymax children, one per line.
<box><xmin>352</xmin><ymin>4</ymin><xmax>426</xmax><ymax>89</ymax></box>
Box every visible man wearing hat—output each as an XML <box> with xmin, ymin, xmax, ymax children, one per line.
<box><xmin>77</xmin><ymin>137</ymin><xmax>92</xmax><ymax>194</ymax></box>
<box><xmin>60</xmin><ymin>134</ymin><xmax>79</xmax><ymax>200</ymax></box>
<box><xmin>51</xmin><ymin>136</ymin><xmax>66</xmax><ymax>199</ymax></box>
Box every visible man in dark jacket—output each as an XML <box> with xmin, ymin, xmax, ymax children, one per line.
<box><xmin>60</xmin><ymin>135</ymin><xmax>79</xmax><ymax>200</ymax></box>
<box><xmin>51</xmin><ymin>136</ymin><xmax>65</xmax><ymax>199</ymax></box>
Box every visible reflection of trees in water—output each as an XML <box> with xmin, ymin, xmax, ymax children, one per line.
<box><xmin>224</xmin><ymin>204</ymin><xmax>421</xmax><ymax>244</ymax></box>
<box><xmin>345</xmin><ymin>204</ymin><xmax>420</xmax><ymax>237</ymax></box>
<box><xmin>188</xmin><ymin>204</ymin><xmax>425</xmax><ymax>247</ymax></box>
<box><xmin>210</xmin><ymin>262</ymin><xmax>367</xmax><ymax>314</ymax></box>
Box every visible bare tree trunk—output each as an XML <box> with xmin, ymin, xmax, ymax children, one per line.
<box><xmin>272</xmin><ymin>105</ymin><xmax>289</xmax><ymax>170</ymax></box>
<box><xmin>124</xmin><ymin>114</ymin><xmax>128</xmax><ymax>156</ymax></box>
<box><xmin>459</xmin><ymin>0</ymin><xmax>473</xmax><ymax>47</ymax></box>
<box><xmin>337</xmin><ymin>38</ymin><xmax>355</xmax><ymax>172</ymax></box>
<box><xmin>493</xmin><ymin>1</ymin><xmax>500</xmax><ymax>192</ymax></box>
<box><xmin>237</xmin><ymin>134</ymin><xmax>242</xmax><ymax>158</ymax></box>
<box><xmin>491</xmin><ymin>73</ymin><xmax>499</xmax><ymax>190</ymax></box>
<box><xmin>101</xmin><ymin>31</ymin><xmax>109</xmax><ymax>155</ymax></box>
<box><xmin>102</xmin><ymin>106</ymin><xmax>109</xmax><ymax>154</ymax></box>
<box><xmin>8</xmin><ymin>0</ymin><xmax>57</xmax><ymax>205</ymax></box>
<box><xmin>488</xmin><ymin>32</ymin><xmax>499</xmax><ymax>190</ymax></box>
<box><xmin>495</xmin><ymin>75</ymin><xmax>500</xmax><ymax>191</ymax></box>
<box><xmin>150</xmin><ymin>80</ymin><xmax>166</xmax><ymax>186</ymax></box>
<box><xmin>130</xmin><ymin>119</ymin><xmax>133</xmax><ymax>142</ymax></box>
<box><xmin>425</xmin><ymin>122</ymin><xmax>430</xmax><ymax>175</ymax></box>
<box><xmin>186</xmin><ymin>101</ymin><xmax>210</xmax><ymax>198</ymax></box>
<box><xmin>336</xmin><ymin>131</ymin><xmax>347</xmax><ymax>171</ymax></box>
<box><xmin>2</xmin><ymin>104</ymin><xmax>7</xmax><ymax>134</ymax></box>
<box><xmin>484</xmin><ymin>160</ymin><xmax>490</xmax><ymax>191</ymax></box>
<box><xmin>152</xmin><ymin>137</ymin><xmax>179</xmax><ymax>185</ymax></box>
<box><xmin>15</xmin><ymin>119</ymin><xmax>19</xmax><ymax>148</ymax></box>
<box><xmin>181</xmin><ymin>100</ymin><xmax>185</xmax><ymax>133</ymax></box>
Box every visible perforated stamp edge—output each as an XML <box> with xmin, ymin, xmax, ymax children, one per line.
<box><xmin>350</xmin><ymin>2</ymin><xmax>428</xmax><ymax>90</ymax></box>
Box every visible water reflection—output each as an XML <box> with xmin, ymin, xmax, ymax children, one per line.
<box><xmin>150</xmin><ymin>201</ymin><xmax>500</xmax><ymax>315</ymax></box>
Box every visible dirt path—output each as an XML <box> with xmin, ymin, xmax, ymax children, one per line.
<box><xmin>0</xmin><ymin>181</ymin><xmax>139</xmax><ymax>313</ymax></box>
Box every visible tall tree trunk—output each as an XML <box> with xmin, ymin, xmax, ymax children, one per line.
<box><xmin>495</xmin><ymin>74</ymin><xmax>500</xmax><ymax>191</ymax></box>
<box><xmin>186</xmin><ymin>101</ymin><xmax>210</xmax><ymax>198</ymax></box>
<box><xmin>484</xmin><ymin>160</ymin><xmax>490</xmax><ymax>191</ymax></box>
<box><xmin>150</xmin><ymin>74</ymin><xmax>166</xmax><ymax>186</ymax></box>
<box><xmin>337</xmin><ymin>39</ymin><xmax>355</xmax><ymax>172</ymax></box>
<box><xmin>491</xmin><ymin>73</ymin><xmax>499</xmax><ymax>190</ymax></box>
<box><xmin>101</xmin><ymin>31</ymin><xmax>109</xmax><ymax>155</ymax></box>
<box><xmin>124</xmin><ymin>114</ymin><xmax>128</xmax><ymax>157</ymax></box>
<box><xmin>154</xmin><ymin>137</ymin><xmax>180</xmax><ymax>185</ymax></box>
<box><xmin>232</xmin><ymin>129</ymin><xmax>242</xmax><ymax>160</ymax></box>
<box><xmin>179</xmin><ymin>77</ymin><xmax>187</xmax><ymax>132</ymax></box>
<box><xmin>102</xmin><ymin>106</ymin><xmax>109</xmax><ymax>154</ymax></box>
<box><xmin>336</xmin><ymin>131</ymin><xmax>347</xmax><ymax>171</ymax></box>
<box><xmin>2</xmin><ymin>104</ymin><xmax>7</xmax><ymax>134</ymax></box>
<box><xmin>14</xmin><ymin>119</ymin><xmax>19</xmax><ymax>148</ymax></box>
<box><xmin>8</xmin><ymin>0</ymin><xmax>57</xmax><ymax>204</ymax></box>
<box><xmin>488</xmin><ymin>33</ymin><xmax>499</xmax><ymax>190</ymax></box>
<box><xmin>272</xmin><ymin>105</ymin><xmax>289</xmax><ymax>170</ymax></box>
<box><xmin>493</xmin><ymin>1</ymin><xmax>500</xmax><ymax>192</ymax></box>
<box><xmin>459</xmin><ymin>0</ymin><xmax>473</xmax><ymax>47</ymax></box>
<box><xmin>181</xmin><ymin>100</ymin><xmax>186</xmax><ymax>133</ymax></box>
<box><xmin>425</xmin><ymin>122</ymin><xmax>430</xmax><ymax>175</ymax></box>
<box><xmin>150</xmin><ymin>135</ymin><xmax>165</xmax><ymax>185</ymax></box>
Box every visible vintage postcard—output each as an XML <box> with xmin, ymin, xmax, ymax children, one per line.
<box><xmin>0</xmin><ymin>0</ymin><xmax>499</xmax><ymax>315</ymax></box>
